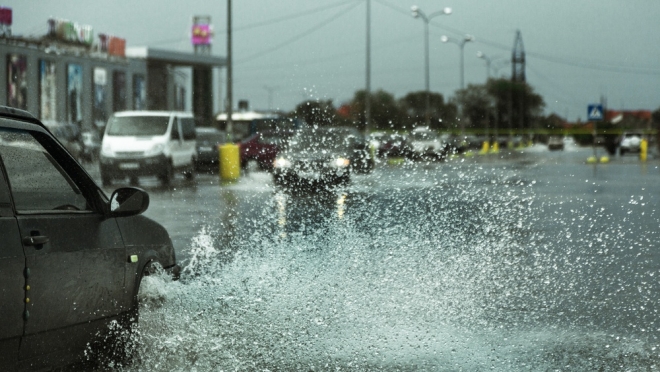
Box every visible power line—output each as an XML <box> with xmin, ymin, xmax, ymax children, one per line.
<box><xmin>140</xmin><ymin>1</ymin><xmax>360</xmax><ymax>47</ymax></box>
<box><xmin>232</xmin><ymin>0</ymin><xmax>361</xmax><ymax>33</ymax></box>
<box><xmin>236</xmin><ymin>1</ymin><xmax>362</xmax><ymax>64</ymax></box>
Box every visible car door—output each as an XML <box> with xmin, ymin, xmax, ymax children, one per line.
<box><xmin>0</xmin><ymin>164</ymin><xmax>24</xmax><ymax>367</ymax></box>
<box><xmin>0</xmin><ymin>126</ymin><xmax>127</xmax><ymax>362</ymax></box>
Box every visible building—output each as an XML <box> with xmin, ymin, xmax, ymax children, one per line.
<box><xmin>0</xmin><ymin>14</ymin><xmax>225</xmax><ymax>135</ymax></box>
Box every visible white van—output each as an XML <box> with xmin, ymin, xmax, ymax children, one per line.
<box><xmin>100</xmin><ymin>111</ymin><xmax>197</xmax><ymax>186</ymax></box>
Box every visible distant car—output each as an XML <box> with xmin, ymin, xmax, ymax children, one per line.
<box><xmin>240</xmin><ymin>130</ymin><xmax>293</xmax><ymax>171</ymax></box>
<box><xmin>378</xmin><ymin>133</ymin><xmax>413</xmax><ymax>158</ymax></box>
<box><xmin>273</xmin><ymin>127</ymin><xmax>360</xmax><ymax>188</ymax></box>
<box><xmin>408</xmin><ymin>127</ymin><xmax>447</xmax><ymax>160</ymax></box>
<box><xmin>0</xmin><ymin>106</ymin><xmax>180</xmax><ymax>370</ymax></box>
<box><xmin>195</xmin><ymin>127</ymin><xmax>228</xmax><ymax>172</ymax></box>
<box><xmin>547</xmin><ymin>135</ymin><xmax>564</xmax><ymax>150</ymax></box>
<box><xmin>100</xmin><ymin>111</ymin><xmax>197</xmax><ymax>186</ymax></box>
<box><xmin>619</xmin><ymin>132</ymin><xmax>643</xmax><ymax>155</ymax></box>
<box><xmin>329</xmin><ymin>126</ymin><xmax>374</xmax><ymax>173</ymax></box>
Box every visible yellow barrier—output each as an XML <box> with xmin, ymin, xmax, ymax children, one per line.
<box><xmin>479</xmin><ymin>141</ymin><xmax>490</xmax><ymax>155</ymax></box>
<box><xmin>490</xmin><ymin>142</ymin><xmax>500</xmax><ymax>154</ymax></box>
<box><xmin>640</xmin><ymin>139</ymin><xmax>648</xmax><ymax>162</ymax></box>
<box><xmin>219</xmin><ymin>143</ymin><xmax>240</xmax><ymax>181</ymax></box>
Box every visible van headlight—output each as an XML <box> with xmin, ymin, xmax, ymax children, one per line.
<box><xmin>101</xmin><ymin>143</ymin><xmax>113</xmax><ymax>157</ymax></box>
<box><xmin>331</xmin><ymin>157</ymin><xmax>350</xmax><ymax>168</ymax></box>
<box><xmin>145</xmin><ymin>143</ymin><xmax>165</xmax><ymax>156</ymax></box>
<box><xmin>273</xmin><ymin>158</ymin><xmax>292</xmax><ymax>168</ymax></box>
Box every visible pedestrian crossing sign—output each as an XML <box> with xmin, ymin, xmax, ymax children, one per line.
<box><xmin>587</xmin><ymin>104</ymin><xmax>603</xmax><ymax>121</ymax></box>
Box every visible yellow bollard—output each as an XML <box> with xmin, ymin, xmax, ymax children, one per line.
<box><xmin>490</xmin><ymin>141</ymin><xmax>500</xmax><ymax>154</ymax></box>
<box><xmin>219</xmin><ymin>143</ymin><xmax>240</xmax><ymax>181</ymax></box>
<box><xmin>640</xmin><ymin>139</ymin><xmax>648</xmax><ymax>162</ymax></box>
<box><xmin>479</xmin><ymin>141</ymin><xmax>490</xmax><ymax>155</ymax></box>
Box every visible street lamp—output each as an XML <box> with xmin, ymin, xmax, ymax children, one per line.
<box><xmin>441</xmin><ymin>34</ymin><xmax>474</xmax><ymax>90</ymax></box>
<box><xmin>411</xmin><ymin>5</ymin><xmax>452</xmax><ymax>128</ymax></box>
<box><xmin>476</xmin><ymin>51</ymin><xmax>491</xmax><ymax>80</ymax></box>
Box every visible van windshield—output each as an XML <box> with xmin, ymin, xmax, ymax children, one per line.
<box><xmin>106</xmin><ymin>116</ymin><xmax>169</xmax><ymax>136</ymax></box>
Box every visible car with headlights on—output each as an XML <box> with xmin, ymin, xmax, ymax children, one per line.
<box><xmin>272</xmin><ymin>127</ymin><xmax>356</xmax><ymax>188</ymax></box>
<box><xmin>240</xmin><ymin>129</ymin><xmax>293</xmax><ymax>171</ymax></box>
<box><xmin>0</xmin><ymin>106</ymin><xmax>180</xmax><ymax>370</ymax></box>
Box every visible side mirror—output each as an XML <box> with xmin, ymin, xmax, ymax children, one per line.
<box><xmin>109</xmin><ymin>187</ymin><xmax>150</xmax><ymax>217</ymax></box>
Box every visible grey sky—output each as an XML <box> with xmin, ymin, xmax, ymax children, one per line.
<box><xmin>6</xmin><ymin>0</ymin><xmax>660</xmax><ymax>121</ymax></box>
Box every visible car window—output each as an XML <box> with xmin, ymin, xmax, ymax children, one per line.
<box><xmin>0</xmin><ymin>128</ymin><xmax>88</xmax><ymax>212</ymax></box>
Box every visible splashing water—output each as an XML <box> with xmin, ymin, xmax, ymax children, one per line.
<box><xmin>107</xmin><ymin>161</ymin><xmax>660</xmax><ymax>371</ymax></box>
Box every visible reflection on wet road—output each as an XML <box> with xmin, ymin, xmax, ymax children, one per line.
<box><xmin>94</xmin><ymin>145</ymin><xmax>660</xmax><ymax>370</ymax></box>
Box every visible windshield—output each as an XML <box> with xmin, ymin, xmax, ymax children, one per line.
<box><xmin>285</xmin><ymin>129</ymin><xmax>348</xmax><ymax>154</ymax></box>
<box><xmin>410</xmin><ymin>131</ymin><xmax>437</xmax><ymax>141</ymax></box>
<box><xmin>106</xmin><ymin>116</ymin><xmax>170</xmax><ymax>136</ymax></box>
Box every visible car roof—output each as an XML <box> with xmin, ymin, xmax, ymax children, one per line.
<box><xmin>0</xmin><ymin>105</ymin><xmax>43</xmax><ymax>126</ymax></box>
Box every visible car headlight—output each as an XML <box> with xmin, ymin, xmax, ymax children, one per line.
<box><xmin>145</xmin><ymin>143</ymin><xmax>165</xmax><ymax>156</ymax></box>
<box><xmin>273</xmin><ymin>158</ymin><xmax>292</xmax><ymax>168</ymax></box>
<box><xmin>331</xmin><ymin>157</ymin><xmax>350</xmax><ymax>168</ymax></box>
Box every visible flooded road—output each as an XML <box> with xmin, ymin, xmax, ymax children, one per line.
<box><xmin>98</xmin><ymin>144</ymin><xmax>660</xmax><ymax>370</ymax></box>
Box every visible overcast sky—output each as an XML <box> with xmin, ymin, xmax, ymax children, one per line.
<box><xmin>6</xmin><ymin>0</ymin><xmax>660</xmax><ymax>121</ymax></box>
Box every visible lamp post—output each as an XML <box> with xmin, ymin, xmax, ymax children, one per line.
<box><xmin>476</xmin><ymin>51</ymin><xmax>491</xmax><ymax>80</ymax></box>
<box><xmin>441</xmin><ymin>34</ymin><xmax>474</xmax><ymax>90</ymax></box>
<box><xmin>411</xmin><ymin>5</ymin><xmax>451</xmax><ymax>128</ymax></box>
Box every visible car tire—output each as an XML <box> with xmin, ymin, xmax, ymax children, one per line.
<box><xmin>159</xmin><ymin>162</ymin><xmax>174</xmax><ymax>186</ymax></box>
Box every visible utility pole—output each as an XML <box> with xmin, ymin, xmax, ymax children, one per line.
<box><xmin>365</xmin><ymin>0</ymin><xmax>371</xmax><ymax>135</ymax></box>
<box><xmin>226</xmin><ymin>0</ymin><xmax>233</xmax><ymax>139</ymax></box>
<box><xmin>264</xmin><ymin>85</ymin><xmax>277</xmax><ymax>111</ymax></box>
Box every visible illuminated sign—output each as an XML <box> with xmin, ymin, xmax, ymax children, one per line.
<box><xmin>192</xmin><ymin>24</ymin><xmax>212</xmax><ymax>45</ymax></box>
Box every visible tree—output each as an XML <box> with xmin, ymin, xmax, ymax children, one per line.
<box><xmin>350</xmin><ymin>89</ymin><xmax>405</xmax><ymax>131</ymax></box>
<box><xmin>291</xmin><ymin>99</ymin><xmax>338</xmax><ymax>126</ymax></box>
<box><xmin>453</xmin><ymin>84</ymin><xmax>492</xmax><ymax>131</ymax></box>
<box><xmin>399</xmin><ymin>91</ymin><xmax>457</xmax><ymax>130</ymax></box>
<box><xmin>485</xmin><ymin>78</ymin><xmax>544</xmax><ymax>134</ymax></box>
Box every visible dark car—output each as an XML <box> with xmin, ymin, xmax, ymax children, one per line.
<box><xmin>0</xmin><ymin>106</ymin><xmax>180</xmax><ymax>370</ymax></box>
<box><xmin>240</xmin><ymin>129</ymin><xmax>293</xmax><ymax>171</ymax></box>
<box><xmin>378</xmin><ymin>133</ymin><xmax>413</xmax><ymax>158</ymax></box>
<box><xmin>273</xmin><ymin>127</ymin><xmax>364</xmax><ymax>188</ymax></box>
<box><xmin>195</xmin><ymin>127</ymin><xmax>228</xmax><ymax>172</ymax></box>
<box><xmin>330</xmin><ymin>126</ymin><xmax>374</xmax><ymax>173</ymax></box>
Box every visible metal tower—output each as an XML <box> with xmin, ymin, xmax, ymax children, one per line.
<box><xmin>511</xmin><ymin>30</ymin><xmax>525</xmax><ymax>82</ymax></box>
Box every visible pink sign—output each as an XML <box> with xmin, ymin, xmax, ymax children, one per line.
<box><xmin>191</xmin><ymin>24</ymin><xmax>211</xmax><ymax>45</ymax></box>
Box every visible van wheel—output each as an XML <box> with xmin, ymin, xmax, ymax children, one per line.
<box><xmin>159</xmin><ymin>163</ymin><xmax>173</xmax><ymax>186</ymax></box>
<box><xmin>183</xmin><ymin>166</ymin><xmax>195</xmax><ymax>180</ymax></box>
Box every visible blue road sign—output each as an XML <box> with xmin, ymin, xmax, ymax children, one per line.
<box><xmin>588</xmin><ymin>104</ymin><xmax>604</xmax><ymax>121</ymax></box>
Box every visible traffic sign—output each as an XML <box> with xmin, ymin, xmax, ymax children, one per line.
<box><xmin>587</xmin><ymin>104</ymin><xmax>604</xmax><ymax>121</ymax></box>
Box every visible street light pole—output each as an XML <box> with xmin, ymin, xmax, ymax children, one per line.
<box><xmin>365</xmin><ymin>0</ymin><xmax>371</xmax><ymax>135</ymax></box>
<box><xmin>226</xmin><ymin>0</ymin><xmax>233</xmax><ymax>139</ymax></box>
<box><xmin>411</xmin><ymin>5</ymin><xmax>451</xmax><ymax>129</ymax></box>
<box><xmin>476</xmin><ymin>51</ymin><xmax>491</xmax><ymax>80</ymax></box>
<box><xmin>441</xmin><ymin>34</ymin><xmax>474</xmax><ymax>90</ymax></box>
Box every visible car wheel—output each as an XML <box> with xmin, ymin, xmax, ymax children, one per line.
<box><xmin>159</xmin><ymin>162</ymin><xmax>174</xmax><ymax>186</ymax></box>
<box><xmin>183</xmin><ymin>165</ymin><xmax>195</xmax><ymax>181</ymax></box>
